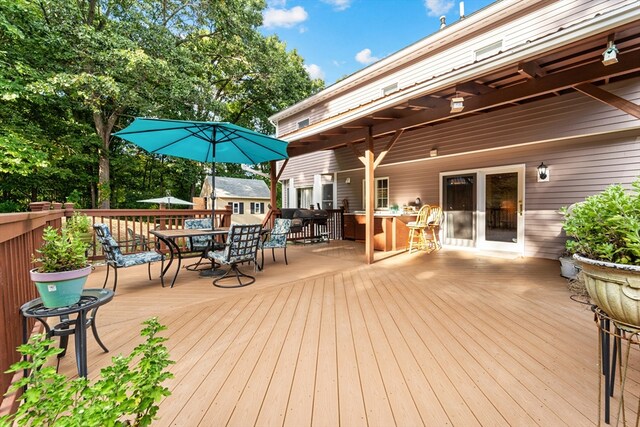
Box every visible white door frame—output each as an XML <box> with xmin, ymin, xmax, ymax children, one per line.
<box><xmin>440</xmin><ymin>164</ymin><xmax>525</xmax><ymax>255</ymax></box>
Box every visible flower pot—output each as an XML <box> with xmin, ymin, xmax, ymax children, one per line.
<box><xmin>30</xmin><ymin>266</ymin><xmax>92</xmax><ymax>308</ymax></box>
<box><xmin>559</xmin><ymin>256</ymin><xmax>580</xmax><ymax>279</ymax></box>
<box><xmin>574</xmin><ymin>254</ymin><xmax>640</xmax><ymax>326</ymax></box>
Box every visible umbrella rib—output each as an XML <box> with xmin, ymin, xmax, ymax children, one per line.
<box><xmin>217</xmin><ymin>126</ymin><xmax>286</xmax><ymax>163</ymax></box>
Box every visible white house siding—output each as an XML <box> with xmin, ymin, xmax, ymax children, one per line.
<box><xmin>276</xmin><ymin>0</ymin><xmax>631</xmax><ymax>136</ymax></box>
<box><xmin>279</xmin><ymin>78</ymin><xmax>640</xmax><ymax>259</ymax></box>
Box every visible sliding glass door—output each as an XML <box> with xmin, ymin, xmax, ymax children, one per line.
<box><xmin>442</xmin><ymin>165</ymin><xmax>524</xmax><ymax>254</ymax></box>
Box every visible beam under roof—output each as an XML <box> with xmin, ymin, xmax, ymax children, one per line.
<box><xmin>288</xmin><ymin>51</ymin><xmax>639</xmax><ymax>157</ymax></box>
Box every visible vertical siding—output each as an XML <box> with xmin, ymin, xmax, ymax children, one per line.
<box><xmin>277</xmin><ymin>0</ymin><xmax>632</xmax><ymax>135</ymax></box>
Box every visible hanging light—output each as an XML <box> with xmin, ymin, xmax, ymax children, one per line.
<box><xmin>602</xmin><ymin>40</ymin><xmax>619</xmax><ymax>66</ymax></box>
<box><xmin>537</xmin><ymin>162</ymin><xmax>549</xmax><ymax>182</ymax></box>
<box><xmin>450</xmin><ymin>96</ymin><xmax>464</xmax><ymax>113</ymax></box>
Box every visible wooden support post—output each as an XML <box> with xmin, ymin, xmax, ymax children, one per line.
<box><xmin>365</xmin><ymin>127</ymin><xmax>375</xmax><ymax>264</ymax></box>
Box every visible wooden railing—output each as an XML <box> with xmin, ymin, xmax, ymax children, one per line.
<box><xmin>0</xmin><ymin>204</ymin><xmax>340</xmax><ymax>410</ymax></box>
<box><xmin>0</xmin><ymin>208</ymin><xmax>65</xmax><ymax>409</ymax></box>
<box><xmin>79</xmin><ymin>208</ymin><xmax>232</xmax><ymax>259</ymax></box>
<box><xmin>0</xmin><ymin>205</ymin><xmax>231</xmax><ymax>411</ymax></box>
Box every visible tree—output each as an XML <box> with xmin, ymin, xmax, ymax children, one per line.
<box><xmin>0</xmin><ymin>0</ymin><xmax>323</xmax><ymax>209</ymax></box>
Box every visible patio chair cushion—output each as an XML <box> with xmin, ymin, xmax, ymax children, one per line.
<box><xmin>119</xmin><ymin>251</ymin><xmax>165</xmax><ymax>267</ymax></box>
<box><xmin>207</xmin><ymin>224</ymin><xmax>262</xmax><ymax>264</ymax></box>
<box><xmin>184</xmin><ymin>218</ymin><xmax>212</xmax><ymax>251</ymax></box>
<box><xmin>261</xmin><ymin>218</ymin><xmax>291</xmax><ymax>249</ymax></box>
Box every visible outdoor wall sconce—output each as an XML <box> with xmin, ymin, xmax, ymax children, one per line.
<box><xmin>345</xmin><ymin>177</ymin><xmax>351</xmax><ymax>184</ymax></box>
<box><xmin>602</xmin><ymin>39</ymin><xmax>619</xmax><ymax>66</ymax></box>
<box><xmin>415</xmin><ymin>197</ymin><xmax>422</xmax><ymax>206</ymax></box>
<box><xmin>537</xmin><ymin>162</ymin><xmax>549</xmax><ymax>182</ymax></box>
<box><xmin>430</xmin><ymin>148</ymin><xmax>438</xmax><ymax>157</ymax></box>
<box><xmin>450</xmin><ymin>96</ymin><xmax>464</xmax><ymax>113</ymax></box>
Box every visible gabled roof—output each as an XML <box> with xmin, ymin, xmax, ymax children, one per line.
<box><xmin>201</xmin><ymin>177</ymin><xmax>270</xmax><ymax>199</ymax></box>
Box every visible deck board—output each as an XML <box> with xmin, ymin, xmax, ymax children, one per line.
<box><xmin>51</xmin><ymin>241</ymin><xmax>640</xmax><ymax>426</ymax></box>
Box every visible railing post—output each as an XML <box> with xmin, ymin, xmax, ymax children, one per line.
<box><xmin>63</xmin><ymin>202</ymin><xmax>75</xmax><ymax>219</ymax></box>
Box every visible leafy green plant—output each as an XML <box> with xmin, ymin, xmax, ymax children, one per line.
<box><xmin>561</xmin><ymin>180</ymin><xmax>640</xmax><ymax>265</ymax></box>
<box><xmin>65</xmin><ymin>212</ymin><xmax>92</xmax><ymax>235</ymax></box>
<box><xmin>32</xmin><ymin>226</ymin><xmax>87</xmax><ymax>273</ymax></box>
<box><xmin>0</xmin><ymin>318</ymin><xmax>174</xmax><ymax>427</ymax></box>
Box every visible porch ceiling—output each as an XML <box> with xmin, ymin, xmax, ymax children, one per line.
<box><xmin>287</xmin><ymin>23</ymin><xmax>640</xmax><ymax>158</ymax></box>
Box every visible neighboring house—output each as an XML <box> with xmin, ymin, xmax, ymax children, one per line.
<box><xmin>200</xmin><ymin>176</ymin><xmax>270</xmax><ymax>224</ymax></box>
<box><xmin>270</xmin><ymin>0</ymin><xmax>640</xmax><ymax>262</ymax></box>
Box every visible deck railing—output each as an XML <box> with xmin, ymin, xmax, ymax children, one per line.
<box><xmin>0</xmin><ymin>208</ymin><xmax>65</xmax><ymax>408</ymax></box>
<box><xmin>0</xmin><ymin>205</ymin><xmax>343</xmax><ymax>410</ymax></box>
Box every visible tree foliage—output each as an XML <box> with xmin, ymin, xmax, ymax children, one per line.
<box><xmin>0</xmin><ymin>0</ymin><xmax>322</xmax><ymax>211</ymax></box>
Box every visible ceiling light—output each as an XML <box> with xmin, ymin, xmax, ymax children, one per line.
<box><xmin>450</xmin><ymin>96</ymin><xmax>464</xmax><ymax>113</ymax></box>
<box><xmin>602</xmin><ymin>40</ymin><xmax>619</xmax><ymax>66</ymax></box>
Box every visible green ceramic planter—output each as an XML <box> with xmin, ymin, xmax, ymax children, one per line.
<box><xmin>30</xmin><ymin>266</ymin><xmax>92</xmax><ymax>308</ymax></box>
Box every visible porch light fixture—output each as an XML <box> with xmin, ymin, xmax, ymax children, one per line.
<box><xmin>602</xmin><ymin>39</ymin><xmax>619</xmax><ymax>66</ymax></box>
<box><xmin>537</xmin><ymin>162</ymin><xmax>549</xmax><ymax>182</ymax></box>
<box><xmin>450</xmin><ymin>96</ymin><xmax>464</xmax><ymax>113</ymax></box>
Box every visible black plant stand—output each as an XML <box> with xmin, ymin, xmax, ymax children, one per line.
<box><xmin>593</xmin><ymin>306</ymin><xmax>640</xmax><ymax>426</ymax></box>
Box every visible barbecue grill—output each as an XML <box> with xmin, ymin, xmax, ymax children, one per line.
<box><xmin>280</xmin><ymin>208</ymin><xmax>329</xmax><ymax>242</ymax></box>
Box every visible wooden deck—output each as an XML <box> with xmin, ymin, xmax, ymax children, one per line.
<box><xmin>56</xmin><ymin>241</ymin><xmax>640</xmax><ymax>426</ymax></box>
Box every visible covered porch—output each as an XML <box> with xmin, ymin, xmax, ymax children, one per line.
<box><xmin>52</xmin><ymin>240</ymin><xmax>630</xmax><ymax>426</ymax></box>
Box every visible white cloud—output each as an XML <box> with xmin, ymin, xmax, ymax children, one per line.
<box><xmin>263</xmin><ymin>6</ymin><xmax>308</xmax><ymax>28</ymax></box>
<box><xmin>355</xmin><ymin>48</ymin><xmax>379</xmax><ymax>65</ymax></box>
<box><xmin>304</xmin><ymin>64</ymin><xmax>325</xmax><ymax>80</ymax></box>
<box><xmin>267</xmin><ymin>0</ymin><xmax>287</xmax><ymax>6</ymax></box>
<box><xmin>332</xmin><ymin>59</ymin><xmax>346</xmax><ymax>67</ymax></box>
<box><xmin>322</xmin><ymin>0</ymin><xmax>352</xmax><ymax>11</ymax></box>
<box><xmin>424</xmin><ymin>0</ymin><xmax>454</xmax><ymax>17</ymax></box>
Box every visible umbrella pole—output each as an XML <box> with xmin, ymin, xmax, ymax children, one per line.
<box><xmin>211</xmin><ymin>161</ymin><xmax>216</xmax><ymax>231</ymax></box>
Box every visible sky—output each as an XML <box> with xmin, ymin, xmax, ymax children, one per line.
<box><xmin>260</xmin><ymin>0</ymin><xmax>496</xmax><ymax>86</ymax></box>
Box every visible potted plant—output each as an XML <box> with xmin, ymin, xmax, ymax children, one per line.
<box><xmin>30</xmin><ymin>225</ymin><xmax>91</xmax><ymax>308</ymax></box>
<box><xmin>561</xmin><ymin>180</ymin><xmax>640</xmax><ymax>325</ymax></box>
<box><xmin>66</xmin><ymin>212</ymin><xmax>93</xmax><ymax>246</ymax></box>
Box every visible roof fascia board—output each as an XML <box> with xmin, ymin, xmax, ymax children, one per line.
<box><xmin>269</xmin><ymin>0</ymin><xmax>530</xmax><ymax>122</ymax></box>
<box><xmin>282</xmin><ymin>2</ymin><xmax>640</xmax><ymax>143</ymax></box>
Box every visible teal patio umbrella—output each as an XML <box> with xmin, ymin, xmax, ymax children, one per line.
<box><xmin>114</xmin><ymin>118</ymin><xmax>288</xmax><ymax>229</ymax></box>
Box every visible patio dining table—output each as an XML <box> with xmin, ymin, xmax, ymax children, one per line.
<box><xmin>150</xmin><ymin>227</ymin><xmax>229</xmax><ymax>287</ymax></box>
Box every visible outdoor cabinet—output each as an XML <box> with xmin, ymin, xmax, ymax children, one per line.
<box><xmin>343</xmin><ymin>215</ymin><xmax>356</xmax><ymax>240</ymax></box>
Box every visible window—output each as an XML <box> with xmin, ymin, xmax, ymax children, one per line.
<box><xmin>381</xmin><ymin>82</ymin><xmax>398</xmax><ymax>96</ymax></box>
<box><xmin>250</xmin><ymin>202</ymin><xmax>265</xmax><ymax>214</ymax></box>
<box><xmin>474</xmin><ymin>40</ymin><xmax>502</xmax><ymax>61</ymax></box>
<box><xmin>297</xmin><ymin>187</ymin><xmax>313</xmax><ymax>209</ymax></box>
<box><xmin>376</xmin><ymin>178</ymin><xmax>389</xmax><ymax>209</ymax></box>
<box><xmin>230</xmin><ymin>201</ymin><xmax>244</xmax><ymax>214</ymax></box>
<box><xmin>297</xmin><ymin>118</ymin><xmax>310</xmax><ymax>129</ymax></box>
<box><xmin>362</xmin><ymin>177</ymin><xmax>389</xmax><ymax>209</ymax></box>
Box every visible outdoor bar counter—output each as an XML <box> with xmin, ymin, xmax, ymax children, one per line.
<box><xmin>343</xmin><ymin>211</ymin><xmax>417</xmax><ymax>252</ymax></box>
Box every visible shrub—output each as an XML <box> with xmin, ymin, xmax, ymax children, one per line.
<box><xmin>561</xmin><ymin>180</ymin><xmax>640</xmax><ymax>265</ymax></box>
<box><xmin>0</xmin><ymin>318</ymin><xmax>174</xmax><ymax>427</ymax></box>
<box><xmin>32</xmin><ymin>226</ymin><xmax>87</xmax><ymax>273</ymax></box>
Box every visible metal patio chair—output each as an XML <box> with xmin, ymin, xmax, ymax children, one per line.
<box><xmin>206</xmin><ymin>224</ymin><xmax>262</xmax><ymax>288</ymax></box>
<box><xmin>260</xmin><ymin>218</ymin><xmax>291</xmax><ymax>270</ymax></box>
<box><xmin>94</xmin><ymin>223</ymin><xmax>165</xmax><ymax>292</ymax></box>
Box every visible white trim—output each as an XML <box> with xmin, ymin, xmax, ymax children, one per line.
<box><xmin>439</xmin><ymin>164</ymin><xmax>526</xmax><ymax>256</ymax></box>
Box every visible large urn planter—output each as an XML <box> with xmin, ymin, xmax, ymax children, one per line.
<box><xmin>574</xmin><ymin>254</ymin><xmax>640</xmax><ymax>326</ymax></box>
<box><xmin>30</xmin><ymin>265</ymin><xmax>92</xmax><ymax>308</ymax></box>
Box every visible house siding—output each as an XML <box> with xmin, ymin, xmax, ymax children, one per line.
<box><xmin>276</xmin><ymin>0</ymin><xmax>632</xmax><ymax>136</ymax></box>
<box><xmin>279</xmin><ymin>78</ymin><xmax>640</xmax><ymax>259</ymax></box>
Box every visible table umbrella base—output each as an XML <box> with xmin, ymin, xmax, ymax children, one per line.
<box><xmin>199</xmin><ymin>268</ymin><xmax>226</xmax><ymax>277</ymax></box>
